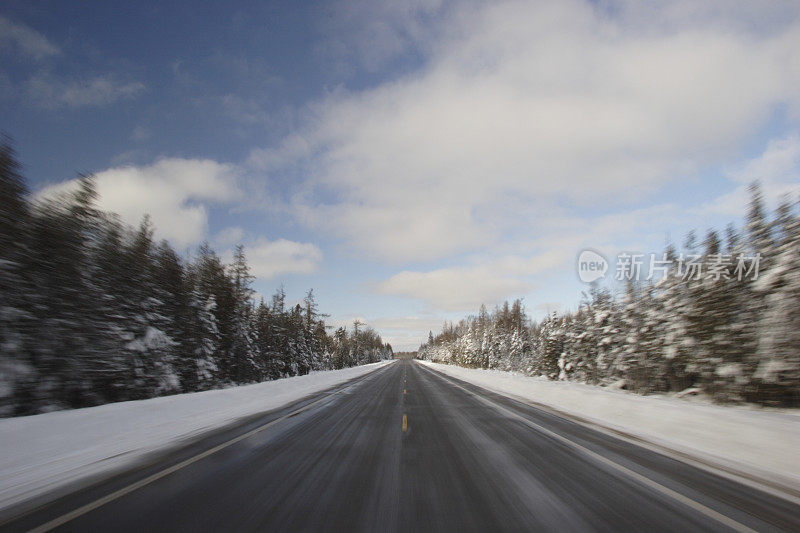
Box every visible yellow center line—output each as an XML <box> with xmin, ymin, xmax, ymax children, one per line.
<box><xmin>402</xmin><ymin>414</ymin><xmax>408</xmax><ymax>432</ymax></box>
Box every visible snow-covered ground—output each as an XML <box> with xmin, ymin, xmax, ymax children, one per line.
<box><xmin>0</xmin><ymin>361</ymin><xmax>394</xmax><ymax>512</ymax></box>
<box><xmin>418</xmin><ymin>360</ymin><xmax>800</xmax><ymax>494</ymax></box>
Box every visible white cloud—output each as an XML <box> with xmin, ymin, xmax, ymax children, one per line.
<box><xmin>370</xmin><ymin>202</ymin><xmax>698</xmax><ymax>313</ymax></box>
<box><xmin>37</xmin><ymin>158</ymin><xmax>241</xmax><ymax>249</ymax></box>
<box><xmin>27</xmin><ymin>73</ymin><xmax>145</xmax><ymax>108</ymax></box>
<box><xmin>700</xmin><ymin>134</ymin><xmax>800</xmax><ymax>216</ymax></box>
<box><xmin>240</xmin><ymin>1</ymin><xmax>800</xmax><ymax>343</ymax></box>
<box><xmin>249</xmin><ymin>0</ymin><xmax>800</xmax><ymax>263</ymax></box>
<box><xmin>316</xmin><ymin>0</ymin><xmax>453</xmax><ymax>73</ymax></box>
<box><xmin>373</xmin><ymin>252</ymin><xmax>564</xmax><ymax>312</ymax></box>
<box><xmin>213</xmin><ymin>226</ymin><xmax>245</xmax><ymax>248</ymax></box>
<box><xmin>247</xmin><ymin>135</ymin><xmax>312</xmax><ymax>172</ymax></box>
<box><xmin>730</xmin><ymin>135</ymin><xmax>800</xmax><ymax>186</ymax></box>
<box><xmin>109</xmin><ymin>149</ymin><xmax>147</xmax><ymax>166</ymax></box>
<box><xmin>0</xmin><ymin>15</ymin><xmax>60</xmax><ymax>60</ymax></box>
<box><xmin>371</xmin><ymin>316</ymin><xmax>448</xmax><ymax>333</ymax></box>
<box><xmin>375</xmin><ymin>267</ymin><xmax>510</xmax><ymax>313</ymax></box>
<box><xmin>238</xmin><ymin>238</ymin><xmax>322</xmax><ymax>280</ymax></box>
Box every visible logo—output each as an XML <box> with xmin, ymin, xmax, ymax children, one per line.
<box><xmin>577</xmin><ymin>249</ymin><xmax>608</xmax><ymax>283</ymax></box>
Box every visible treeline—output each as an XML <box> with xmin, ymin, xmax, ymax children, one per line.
<box><xmin>0</xmin><ymin>141</ymin><xmax>391</xmax><ymax>417</ymax></box>
<box><xmin>419</xmin><ymin>185</ymin><xmax>800</xmax><ymax>406</ymax></box>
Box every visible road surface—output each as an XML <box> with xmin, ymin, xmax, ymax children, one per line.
<box><xmin>3</xmin><ymin>360</ymin><xmax>798</xmax><ymax>532</ymax></box>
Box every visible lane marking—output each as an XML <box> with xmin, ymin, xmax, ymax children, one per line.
<box><xmin>417</xmin><ymin>365</ymin><xmax>757</xmax><ymax>533</ymax></box>
<box><xmin>417</xmin><ymin>366</ymin><xmax>800</xmax><ymax>506</ymax></box>
<box><xmin>402</xmin><ymin>414</ymin><xmax>408</xmax><ymax>432</ymax></box>
<box><xmin>26</xmin><ymin>366</ymin><xmax>393</xmax><ymax>533</ymax></box>
<box><xmin>403</xmin><ymin>389</ymin><xmax>406</xmax><ymax>394</ymax></box>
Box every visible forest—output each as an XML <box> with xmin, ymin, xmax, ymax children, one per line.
<box><xmin>419</xmin><ymin>185</ymin><xmax>800</xmax><ymax>407</ymax></box>
<box><xmin>0</xmin><ymin>141</ymin><xmax>392</xmax><ymax>417</ymax></box>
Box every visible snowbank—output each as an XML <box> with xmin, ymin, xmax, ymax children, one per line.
<box><xmin>418</xmin><ymin>360</ymin><xmax>800</xmax><ymax>493</ymax></box>
<box><xmin>0</xmin><ymin>361</ymin><xmax>394</xmax><ymax>511</ymax></box>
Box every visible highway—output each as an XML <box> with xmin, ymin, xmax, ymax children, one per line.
<box><xmin>3</xmin><ymin>359</ymin><xmax>799</xmax><ymax>532</ymax></box>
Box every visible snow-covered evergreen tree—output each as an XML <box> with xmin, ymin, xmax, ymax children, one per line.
<box><xmin>751</xmin><ymin>197</ymin><xmax>800</xmax><ymax>404</ymax></box>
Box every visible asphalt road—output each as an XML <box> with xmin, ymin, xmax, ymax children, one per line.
<box><xmin>3</xmin><ymin>360</ymin><xmax>799</xmax><ymax>532</ymax></box>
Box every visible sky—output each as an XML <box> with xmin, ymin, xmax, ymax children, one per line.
<box><xmin>1</xmin><ymin>0</ymin><xmax>799</xmax><ymax>350</ymax></box>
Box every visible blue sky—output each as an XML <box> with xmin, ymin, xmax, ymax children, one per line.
<box><xmin>2</xmin><ymin>0</ymin><xmax>799</xmax><ymax>349</ymax></box>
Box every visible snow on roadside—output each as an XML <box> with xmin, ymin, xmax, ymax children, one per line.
<box><xmin>0</xmin><ymin>360</ymin><xmax>394</xmax><ymax>511</ymax></box>
<box><xmin>418</xmin><ymin>360</ymin><xmax>800</xmax><ymax>492</ymax></box>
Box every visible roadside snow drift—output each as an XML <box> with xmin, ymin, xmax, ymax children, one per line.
<box><xmin>419</xmin><ymin>361</ymin><xmax>800</xmax><ymax>493</ymax></box>
<box><xmin>0</xmin><ymin>361</ymin><xmax>394</xmax><ymax>511</ymax></box>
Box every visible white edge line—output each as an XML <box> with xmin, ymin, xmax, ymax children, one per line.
<box><xmin>417</xmin><ymin>364</ymin><xmax>757</xmax><ymax>533</ymax></box>
<box><xmin>418</xmin><ymin>362</ymin><xmax>800</xmax><ymax>507</ymax></box>
<box><xmin>27</xmin><ymin>363</ymin><xmax>393</xmax><ymax>532</ymax></box>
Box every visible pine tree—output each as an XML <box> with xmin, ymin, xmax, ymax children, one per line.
<box><xmin>228</xmin><ymin>245</ymin><xmax>256</xmax><ymax>383</ymax></box>
<box><xmin>751</xmin><ymin>197</ymin><xmax>800</xmax><ymax>405</ymax></box>
<box><xmin>192</xmin><ymin>243</ymin><xmax>235</xmax><ymax>382</ymax></box>
<box><xmin>190</xmin><ymin>291</ymin><xmax>221</xmax><ymax>389</ymax></box>
<box><xmin>26</xmin><ymin>177</ymin><xmax>104</xmax><ymax>408</ymax></box>
<box><xmin>0</xmin><ymin>140</ymin><xmax>36</xmax><ymax>415</ymax></box>
<box><xmin>657</xmin><ymin>244</ymin><xmax>694</xmax><ymax>392</ymax></box>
